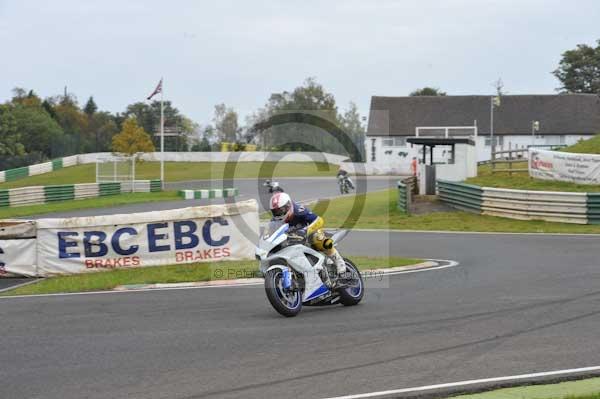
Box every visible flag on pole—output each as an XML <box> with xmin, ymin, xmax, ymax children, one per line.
<box><xmin>147</xmin><ymin>79</ymin><xmax>163</xmax><ymax>100</ymax></box>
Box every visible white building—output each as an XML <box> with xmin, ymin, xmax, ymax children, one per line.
<box><xmin>365</xmin><ymin>94</ymin><xmax>600</xmax><ymax>174</ymax></box>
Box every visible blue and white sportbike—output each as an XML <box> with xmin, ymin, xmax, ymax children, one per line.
<box><xmin>256</xmin><ymin>221</ymin><xmax>364</xmax><ymax>317</ymax></box>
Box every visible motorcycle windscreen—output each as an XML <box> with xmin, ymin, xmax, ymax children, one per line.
<box><xmin>263</xmin><ymin>221</ymin><xmax>288</xmax><ymax>242</ymax></box>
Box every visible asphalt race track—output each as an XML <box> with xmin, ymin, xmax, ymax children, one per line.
<box><xmin>1</xmin><ymin>231</ymin><xmax>600</xmax><ymax>398</ymax></box>
<box><xmin>0</xmin><ymin>278</ymin><xmax>32</xmax><ymax>291</ymax></box>
<box><xmin>23</xmin><ymin>176</ymin><xmax>397</xmax><ymax>219</ymax></box>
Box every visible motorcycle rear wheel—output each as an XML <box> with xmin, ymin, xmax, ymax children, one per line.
<box><xmin>264</xmin><ymin>269</ymin><xmax>302</xmax><ymax>317</ymax></box>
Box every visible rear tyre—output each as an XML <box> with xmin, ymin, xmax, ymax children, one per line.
<box><xmin>264</xmin><ymin>269</ymin><xmax>302</xmax><ymax>317</ymax></box>
<box><xmin>338</xmin><ymin>259</ymin><xmax>364</xmax><ymax>306</ymax></box>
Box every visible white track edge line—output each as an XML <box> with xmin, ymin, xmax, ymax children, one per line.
<box><xmin>379</xmin><ymin>260</ymin><xmax>458</xmax><ymax>276</ymax></box>
<box><xmin>351</xmin><ymin>228</ymin><xmax>600</xmax><ymax>237</ymax></box>
<box><xmin>0</xmin><ymin>259</ymin><xmax>457</xmax><ymax>300</ymax></box>
<box><xmin>320</xmin><ymin>366</ymin><xmax>600</xmax><ymax>399</ymax></box>
<box><xmin>0</xmin><ymin>278</ymin><xmax>45</xmax><ymax>294</ymax></box>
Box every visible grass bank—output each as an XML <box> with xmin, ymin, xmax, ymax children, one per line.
<box><xmin>315</xmin><ymin>189</ymin><xmax>600</xmax><ymax>233</ymax></box>
<box><xmin>464</xmin><ymin>135</ymin><xmax>600</xmax><ymax>191</ymax></box>
<box><xmin>0</xmin><ymin>256</ymin><xmax>423</xmax><ymax>296</ymax></box>
<box><xmin>563</xmin><ymin>133</ymin><xmax>600</xmax><ymax>154</ymax></box>
<box><xmin>0</xmin><ymin>161</ymin><xmax>336</xmax><ymax>189</ymax></box>
<box><xmin>0</xmin><ymin>191</ymin><xmax>180</xmax><ymax>219</ymax></box>
<box><xmin>465</xmin><ymin>163</ymin><xmax>600</xmax><ymax>192</ymax></box>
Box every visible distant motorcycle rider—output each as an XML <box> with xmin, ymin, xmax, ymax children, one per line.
<box><xmin>269</xmin><ymin>192</ymin><xmax>346</xmax><ymax>275</ymax></box>
<box><xmin>336</xmin><ymin>167</ymin><xmax>355</xmax><ymax>189</ymax></box>
<box><xmin>263</xmin><ymin>179</ymin><xmax>284</xmax><ymax>194</ymax></box>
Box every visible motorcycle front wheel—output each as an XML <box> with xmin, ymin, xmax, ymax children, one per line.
<box><xmin>340</xmin><ymin>182</ymin><xmax>348</xmax><ymax>194</ymax></box>
<box><xmin>264</xmin><ymin>269</ymin><xmax>302</xmax><ymax>317</ymax></box>
<box><xmin>338</xmin><ymin>259</ymin><xmax>364</xmax><ymax>306</ymax></box>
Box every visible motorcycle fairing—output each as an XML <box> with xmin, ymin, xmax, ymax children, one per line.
<box><xmin>275</xmin><ymin>245</ymin><xmax>328</xmax><ymax>302</ymax></box>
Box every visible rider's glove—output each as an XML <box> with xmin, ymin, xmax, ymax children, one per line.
<box><xmin>296</xmin><ymin>228</ymin><xmax>307</xmax><ymax>237</ymax></box>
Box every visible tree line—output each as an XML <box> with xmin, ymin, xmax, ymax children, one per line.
<box><xmin>0</xmin><ymin>78</ymin><xmax>368</xmax><ymax>168</ymax></box>
<box><xmin>190</xmin><ymin>78</ymin><xmax>368</xmax><ymax>160</ymax></box>
<box><xmin>0</xmin><ymin>89</ymin><xmax>196</xmax><ymax>169</ymax></box>
<box><xmin>1</xmin><ymin>38</ymin><xmax>598</xmax><ymax>169</ymax></box>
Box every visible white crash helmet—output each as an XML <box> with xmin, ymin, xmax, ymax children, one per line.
<box><xmin>270</xmin><ymin>192</ymin><xmax>293</xmax><ymax>222</ymax></box>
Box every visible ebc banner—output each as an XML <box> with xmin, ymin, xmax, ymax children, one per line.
<box><xmin>0</xmin><ymin>239</ymin><xmax>37</xmax><ymax>277</ymax></box>
<box><xmin>35</xmin><ymin>200</ymin><xmax>259</xmax><ymax>276</ymax></box>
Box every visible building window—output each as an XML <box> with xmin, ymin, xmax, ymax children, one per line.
<box><xmin>382</xmin><ymin>137</ymin><xmax>406</xmax><ymax>147</ymax></box>
<box><xmin>371</xmin><ymin>139</ymin><xmax>376</xmax><ymax>162</ymax></box>
<box><xmin>544</xmin><ymin>135</ymin><xmax>566</xmax><ymax>145</ymax></box>
<box><xmin>394</xmin><ymin>137</ymin><xmax>406</xmax><ymax>146</ymax></box>
<box><xmin>484</xmin><ymin>136</ymin><xmax>503</xmax><ymax>147</ymax></box>
<box><xmin>448</xmin><ymin>145</ymin><xmax>455</xmax><ymax>164</ymax></box>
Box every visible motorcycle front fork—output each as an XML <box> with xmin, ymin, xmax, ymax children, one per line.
<box><xmin>282</xmin><ymin>269</ymin><xmax>292</xmax><ymax>290</ymax></box>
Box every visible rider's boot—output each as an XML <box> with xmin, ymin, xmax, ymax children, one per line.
<box><xmin>330</xmin><ymin>249</ymin><xmax>346</xmax><ymax>275</ymax></box>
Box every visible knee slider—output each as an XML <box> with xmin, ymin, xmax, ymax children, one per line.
<box><xmin>323</xmin><ymin>238</ymin><xmax>334</xmax><ymax>250</ymax></box>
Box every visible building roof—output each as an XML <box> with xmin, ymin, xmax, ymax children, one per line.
<box><xmin>406</xmin><ymin>137</ymin><xmax>475</xmax><ymax>146</ymax></box>
<box><xmin>367</xmin><ymin>94</ymin><xmax>600</xmax><ymax>136</ymax></box>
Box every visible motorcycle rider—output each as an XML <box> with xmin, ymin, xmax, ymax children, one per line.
<box><xmin>269</xmin><ymin>192</ymin><xmax>347</xmax><ymax>276</ymax></box>
<box><xmin>264</xmin><ymin>179</ymin><xmax>284</xmax><ymax>193</ymax></box>
<box><xmin>336</xmin><ymin>166</ymin><xmax>355</xmax><ymax>189</ymax></box>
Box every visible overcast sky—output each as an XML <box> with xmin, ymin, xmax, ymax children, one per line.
<box><xmin>1</xmin><ymin>0</ymin><xmax>599</xmax><ymax>124</ymax></box>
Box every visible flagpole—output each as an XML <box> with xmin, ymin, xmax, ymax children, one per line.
<box><xmin>160</xmin><ymin>78</ymin><xmax>165</xmax><ymax>189</ymax></box>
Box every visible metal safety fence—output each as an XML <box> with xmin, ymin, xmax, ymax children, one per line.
<box><xmin>397</xmin><ymin>182</ymin><xmax>409</xmax><ymax>214</ymax></box>
<box><xmin>0</xmin><ymin>180</ymin><xmax>161</xmax><ymax>208</ymax></box>
<box><xmin>437</xmin><ymin>181</ymin><xmax>483</xmax><ymax>213</ymax></box>
<box><xmin>437</xmin><ymin>180</ymin><xmax>600</xmax><ymax>225</ymax></box>
<box><xmin>0</xmin><ymin>156</ymin><xmax>78</xmax><ymax>184</ymax></box>
<box><xmin>178</xmin><ymin>188</ymin><xmax>239</xmax><ymax>200</ymax></box>
<box><xmin>396</xmin><ymin>176</ymin><xmax>417</xmax><ymax>214</ymax></box>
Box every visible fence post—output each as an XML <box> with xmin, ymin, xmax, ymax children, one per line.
<box><xmin>508</xmin><ymin>142</ymin><xmax>513</xmax><ymax>175</ymax></box>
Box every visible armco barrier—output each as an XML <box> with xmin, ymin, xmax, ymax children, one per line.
<box><xmin>0</xmin><ymin>180</ymin><xmax>162</xmax><ymax>208</ymax></box>
<box><xmin>402</xmin><ymin>176</ymin><xmax>417</xmax><ymax>195</ymax></box>
<box><xmin>437</xmin><ymin>180</ymin><xmax>483</xmax><ymax>213</ymax></box>
<box><xmin>0</xmin><ymin>155</ymin><xmax>78</xmax><ymax>184</ymax></box>
<box><xmin>5</xmin><ymin>167</ymin><xmax>28</xmax><ymax>182</ymax></box>
<box><xmin>437</xmin><ymin>180</ymin><xmax>600</xmax><ymax>224</ymax></box>
<box><xmin>0</xmin><ymin>189</ymin><xmax>9</xmax><ymax>207</ymax></box>
<box><xmin>99</xmin><ymin>182</ymin><xmax>121</xmax><ymax>196</ymax></box>
<box><xmin>482</xmin><ymin>188</ymin><xmax>588</xmax><ymax>224</ymax></box>
<box><xmin>150</xmin><ymin>179</ymin><xmax>162</xmax><ymax>192</ymax></box>
<box><xmin>397</xmin><ymin>182</ymin><xmax>409</xmax><ymax>214</ymax></box>
<box><xmin>179</xmin><ymin>188</ymin><xmax>239</xmax><ymax>200</ymax></box>
<box><xmin>589</xmin><ymin>193</ymin><xmax>600</xmax><ymax>225</ymax></box>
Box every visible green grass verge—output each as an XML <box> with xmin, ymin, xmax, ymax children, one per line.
<box><xmin>450</xmin><ymin>377</ymin><xmax>600</xmax><ymax>399</ymax></box>
<box><xmin>0</xmin><ymin>191</ymin><xmax>180</xmax><ymax>219</ymax></box>
<box><xmin>0</xmin><ymin>161</ymin><xmax>336</xmax><ymax>189</ymax></box>
<box><xmin>563</xmin><ymin>133</ymin><xmax>600</xmax><ymax>154</ymax></box>
<box><xmin>465</xmin><ymin>163</ymin><xmax>600</xmax><ymax>192</ymax></box>
<box><xmin>313</xmin><ymin>189</ymin><xmax>600</xmax><ymax>233</ymax></box>
<box><xmin>0</xmin><ymin>256</ymin><xmax>422</xmax><ymax>296</ymax></box>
